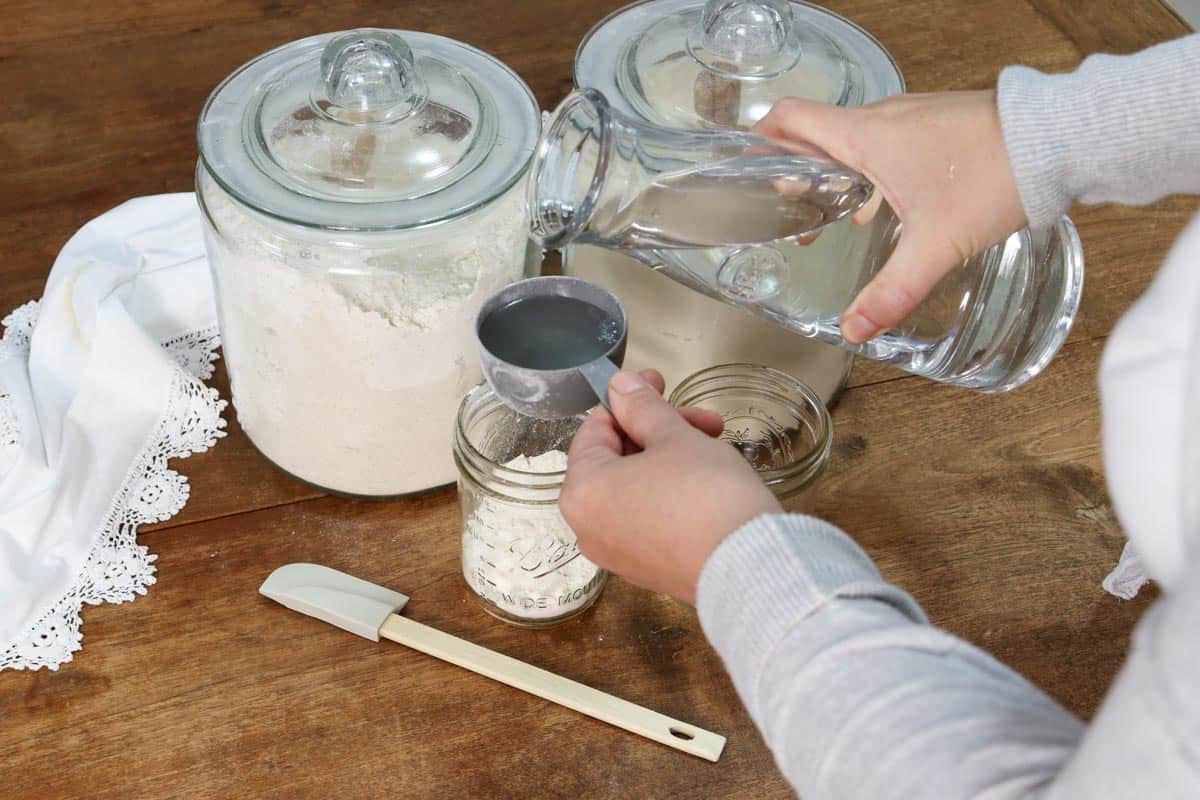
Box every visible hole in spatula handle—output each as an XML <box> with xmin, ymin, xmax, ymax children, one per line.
<box><xmin>669</xmin><ymin>726</ymin><xmax>696</xmax><ymax>741</ymax></box>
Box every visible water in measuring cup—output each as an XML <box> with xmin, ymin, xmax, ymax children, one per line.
<box><xmin>479</xmin><ymin>295</ymin><xmax>620</xmax><ymax>370</ymax></box>
<box><xmin>606</xmin><ymin>156</ymin><xmax>863</xmax><ymax>249</ymax></box>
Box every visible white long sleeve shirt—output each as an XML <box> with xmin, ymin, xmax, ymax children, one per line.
<box><xmin>697</xmin><ymin>34</ymin><xmax>1200</xmax><ymax>799</ymax></box>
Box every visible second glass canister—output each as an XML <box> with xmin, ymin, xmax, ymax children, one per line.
<box><xmin>563</xmin><ymin>0</ymin><xmax>907</xmax><ymax>404</ymax></box>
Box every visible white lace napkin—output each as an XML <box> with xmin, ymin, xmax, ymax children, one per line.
<box><xmin>0</xmin><ymin>194</ymin><xmax>226</xmax><ymax>671</ymax></box>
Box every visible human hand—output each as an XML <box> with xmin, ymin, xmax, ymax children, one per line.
<box><xmin>560</xmin><ymin>369</ymin><xmax>782</xmax><ymax>605</ymax></box>
<box><xmin>754</xmin><ymin>90</ymin><xmax>1027</xmax><ymax>343</ymax></box>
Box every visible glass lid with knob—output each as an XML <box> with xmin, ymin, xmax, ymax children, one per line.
<box><xmin>198</xmin><ymin>28</ymin><xmax>540</xmax><ymax>230</ymax></box>
<box><xmin>575</xmin><ymin>0</ymin><xmax>905</xmax><ymax>129</ymax></box>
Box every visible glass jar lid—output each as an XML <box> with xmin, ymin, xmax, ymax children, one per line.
<box><xmin>575</xmin><ymin>0</ymin><xmax>904</xmax><ymax>130</ymax></box>
<box><xmin>198</xmin><ymin>29</ymin><xmax>539</xmax><ymax>230</ymax></box>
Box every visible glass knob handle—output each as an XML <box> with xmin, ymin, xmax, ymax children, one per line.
<box><xmin>717</xmin><ymin>246</ymin><xmax>788</xmax><ymax>304</ymax></box>
<box><xmin>320</xmin><ymin>29</ymin><xmax>425</xmax><ymax>117</ymax></box>
<box><xmin>688</xmin><ymin>0</ymin><xmax>803</xmax><ymax>79</ymax></box>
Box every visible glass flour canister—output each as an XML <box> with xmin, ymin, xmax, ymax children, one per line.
<box><xmin>453</xmin><ymin>383</ymin><xmax>607</xmax><ymax>627</ymax></box>
<box><xmin>196</xmin><ymin>29</ymin><xmax>540</xmax><ymax>497</ymax></box>
<box><xmin>669</xmin><ymin>364</ymin><xmax>831</xmax><ymax>498</ymax></box>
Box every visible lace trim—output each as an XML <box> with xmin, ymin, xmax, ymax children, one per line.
<box><xmin>0</xmin><ymin>302</ymin><xmax>37</xmax><ymax>484</ymax></box>
<box><xmin>0</xmin><ymin>301</ymin><xmax>227</xmax><ymax>671</ymax></box>
<box><xmin>0</xmin><ymin>300</ymin><xmax>37</xmax><ymax>360</ymax></box>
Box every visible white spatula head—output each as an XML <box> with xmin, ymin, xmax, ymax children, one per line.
<box><xmin>259</xmin><ymin>563</ymin><xmax>410</xmax><ymax>642</ymax></box>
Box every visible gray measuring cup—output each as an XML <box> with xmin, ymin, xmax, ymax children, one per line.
<box><xmin>476</xmin><ymin>276</ymin><xmax>628</xmax><ymax>419</ymax></box>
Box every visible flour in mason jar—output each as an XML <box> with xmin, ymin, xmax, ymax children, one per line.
<box><xmin>462</xmin><ymin>450</ymin><xmax>605</xmax><ymax>620</ymax></box>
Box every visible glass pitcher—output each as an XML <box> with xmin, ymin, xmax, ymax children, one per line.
<box><xmin>565</xmin><ymin>0</ymin><xmax>908</xmax><ymax>406</ymax></box>
<box><xmin>530</xmin><ymin>87</ymin><xmax>1083</xmax><ymax>393</ymax></box>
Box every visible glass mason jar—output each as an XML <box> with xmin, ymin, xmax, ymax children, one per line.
<box><xmin>196</xmin><ymin>29</ymin><xmax>540</xmax><ymax>498</ymax></box>
<box><xmin>669</xmin><ymin>364</ymin><xmax>832</xmax><ymax>498</ymax></box>
<box><xmin>453</xmin><ymin>384</ymin><xmax>608</xmax><ymax>627</ymax></box>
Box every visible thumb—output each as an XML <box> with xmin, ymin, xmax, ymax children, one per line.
<box><xmin>840</xmin><ymin>229</ymin><xmax>963</xmax><ymax>344</ymax></box>
<box><xmin>608</xmin><ymin>370</ymin><xmax>689</xmax><ymax>448</ymax></box>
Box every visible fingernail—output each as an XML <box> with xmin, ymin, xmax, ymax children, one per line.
<box><xmin>841</xmin><ymin>312</ymin><xmax>880</xmax><ymax>344</ymax></box>
<box><xmin>610</xmin><ymin>370</ymin><xmax>649</xmax><ymax>395</ymax></box>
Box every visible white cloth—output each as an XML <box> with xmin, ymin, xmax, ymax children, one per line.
<box><xmin>1099</xmin><ymin>212</ymin><xmax>1200</xmax><ymax>593</ymax></box>
<box><xmin>998</xmin><ymin>34</ymin><xmax>1200</xmax><ymax>595</ymax></box>
<box><xmin>1100</xmin><ymin>541</ymin><xmax>1150</xmax><ymax>600</ymax></box>
<box><xmin>0</xmin><ymin>194</ymin><xmax>226</xmax><ymax>671</ymax></box>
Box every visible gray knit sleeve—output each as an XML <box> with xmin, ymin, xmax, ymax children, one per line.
<box><xmin>697</xmin><ymin>514</ymin><xmax>1083</xmax><ymax>798</ymax></box>
<box><xmin>697</xmin><ymin>514</ymin><xmax>1200</xmax><ymax>798</ymax></box>
<box><xmin>998</xmin><ymin>34</ymin><xmax>1200</xmax><ymax>228</ymax></box>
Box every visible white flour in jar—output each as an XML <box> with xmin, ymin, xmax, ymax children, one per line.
<box><xmin>462</xmin><ymin>450</ymin><xmax>605</xmax><ymax>621</ymax></box>
<box><xmin>202</xmin><ymin>175</ymin><xmax>532</xmax><ymax>496</ymax></box>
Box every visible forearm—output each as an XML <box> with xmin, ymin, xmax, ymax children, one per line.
<box><xmin>697</xmin><ymin>515</ymin><xmax>1085</xmax><ymax>799</ymax></box>
<box><xmin>998</xmin><ymin>34</ymin><xmax>1200</xmax><ymax>227</ymax></box>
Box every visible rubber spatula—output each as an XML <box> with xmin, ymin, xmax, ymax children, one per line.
<box><xmin>260</xmin><ymin>563</ymin><xmax>726</xmax><ymax>761</ymax></box>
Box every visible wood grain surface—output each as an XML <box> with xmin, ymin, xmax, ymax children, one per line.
<box><xmin>0</xmin><ymin>2</ymin><xmax>1194</xmax><ymax>798</ymax></box>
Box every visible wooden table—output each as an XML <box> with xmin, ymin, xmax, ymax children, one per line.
<box><xmin>1</xmin><ymin>2</ymin><xmax>1195</xmax><ymax>798</ymax></box>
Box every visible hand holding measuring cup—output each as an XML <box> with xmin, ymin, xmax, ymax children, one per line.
<box><xmin>560</xmin><ymin>369</ymin><xmax>781</xmax><ymax>606</ymax></box>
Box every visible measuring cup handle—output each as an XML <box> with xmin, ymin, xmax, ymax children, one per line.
<box><xmin>578</xmin><ymin>358</ymin><xmax>621</xmax><ymax>413</ymax></box>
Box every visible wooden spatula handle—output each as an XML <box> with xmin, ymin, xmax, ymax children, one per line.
<box><xmin>379</xmin><ymin>614</ymin><xmax>726</xmax><ymax>761</ymax></box>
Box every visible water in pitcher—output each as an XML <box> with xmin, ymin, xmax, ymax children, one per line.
<box><xmin>651</xmin><ymin>199</ymin><xmax>1077</xmax><ymax>392</ymax></box>
<box><xmin>604</xmin><ymin>156</ymin><xmax>867</xmax><ymax>249</ymax></box>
